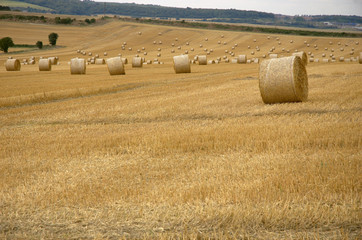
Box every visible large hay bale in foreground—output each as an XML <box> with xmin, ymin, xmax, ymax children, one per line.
<box><xmin>259</xmin><ymin>56</ymin><xmax>308</xmax><ymax>104</ymax></box>
<box><xmin>173</xmin><ymin>55</ymin><xmax>191</xmax><ymax>74</ymax></box>
<box><xmin>292</xmin><ymin>51</ymin><xmax>308</xmax><ymax>66</ymax></box>
<box><xmin>70</xmin><ymin>58</ymin><xmax>86</xmax><ymax>74</ymax></box>
<box><xmin>5</xmin><ymin>59</ymin><xmax>21</xmax><ymax>71</ymax></box>
<box><xmin>106</xmin><ymin>57</ymin><xmax>125</xmax><ymax>75</ymax></box>
<box><xmin>39</xmin><ymin>58</ymin><xmax>51</xmax><ymax>71</ymax></box>
<box><xmin>132</xmin><ymin>57</ymin><xmax>143</xmax><ymax>68</ymax></box>
<box><xmin>237</xmin><ymin>55</ymin><xmax>247</xmax><ymax>64</ymax></box>
<box><xmin>198</xmin><ymin>55</ymin><xmax>207</xmax><ymax>65</ymax></box>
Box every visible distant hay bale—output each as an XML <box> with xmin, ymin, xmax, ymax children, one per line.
<box><xmin>70</xmin><ymin>58</ymin><xmax>86</xmax><ymax>75</ymax></box>
<box><xmin>157</xmin><ymin>53</ymin><xmax>161</xmax><ymax>57</ymax></box>
<box><xmin>237</xmin><ymin>55</ymin><xmax>247</xmax><ymax>64</ymax></box>
<box><xmin>132</xmin><ymin>57</ymin><xmax>143</xmax><ymax>68</ymax></box>
<box><xmin>208</xmin><ymin>60</ymin><xmax>215</xmax><ymax>64</ymax></box>
<box><xmin>339</xmin><ymin>57</ymin><xmax>344</xmax><ymax>62</ymax></box>
<box><xmin>322</xmin><ymin>59</ymin><xmax>329</xmax><ymax>63</ymax></box>
<box><xmin>190</xmin><ymin>48</ymin><xmax>194</xmax><ymax>51</ymax></box>
<box><xmin>309</xmin><ymin>58</ymin><xmax>314</xmax><ymax>63</ymax></box>
<box><xmin>95</xmin><ymin>58</ymin><xmax>105</xmax><ymax>65</ymax></box>
<box><xmin>171</xmin><ymin>49</ymin><xmax>175</xmax><ymax>53</ymax></box>
<box><xmin>5</xmin><ymin>59</ymin><xmax>21</xmax><ymax>71</ymax></box>
<box><xmin>104</xmin><ymin>52</ymin><xmax>107</xmax><ymax>56</ymax></box>
<box><xmin>48</xmin><ymin>57</ymin><xmax>58</xmax><ymax>65</ymax></box>
<box><xmin>292</xmin><ymin>51</ymin><xmax>308</xmax><ymax>66</ymax></box>
<box><xmin>186</xmin><ymin>42</ymin><xmax>190</xmax><ymax>45</ymax></box>
<box><xmin>121</xmin><ymin>58</ymin><xmax>128</xmax><ymax>64</ymax></box>
<box><xmin>198</xmin><ymin>55</ymin><xmax>207</xmax><ymax>65</ymax></box>
<box><xmin>259</xmin><ymin>56</ymin><xmax>308</xmax><ymax>104</ymax></box>
<box><xmin>314</xmin><ymin>59</ymin><xmax>319</xmax><ymax>63</ymax></box>
<box><xmin>38</xmin><ymin>58</ymin><xmax>51</xmax><ymax>71</ymax></box>
<box><xmin>231</xmin><ymin>58</ymin><xmax>238</xmax><ymax>64</ymax></box>
<box><xmin>173</xmin><ymin>55</ymin><xmax>191</xmax><ymax>74</ymax></box>
<box><xmin>106</xmin><ymin>57</ymin><xmax>125</xmax><ymax>75</ymax></box>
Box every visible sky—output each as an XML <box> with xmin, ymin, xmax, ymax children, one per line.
<box><xmin>93</xmin><ymin>0</ymin><xmax>362</xmax><ymax>16</ymax></box>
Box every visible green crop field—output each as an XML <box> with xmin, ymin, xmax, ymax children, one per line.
<box><xmin>0</xmin><ymin>0</ymin><xmax>53</xmax><ymax>11</ymax></box>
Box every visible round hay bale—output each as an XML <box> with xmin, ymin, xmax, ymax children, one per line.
<box><xmin>173</xmin><ymin>55</ymin><xmax>191</xmax><ymax>74</ymax></box>
<box><xmin>198</xmin><ymin>55</ymin><xmax>207</xmax><ymax>65</ymax></box>
<box><xmin>104</xmin><ymin>52</ymin><xmax>107</xmax><ymax>56</ymax></box>
<box><xmin>121</xmin><ymin>58</ymin><xmax>128</xmax><ymax>64</ymax></box>
<box><xmin>339</xmin><ymin>57</ymin><xmax>344</xmax><ymax>62</ymax></box>
<box><xmin>5</xmin><ymin>59</ymin><xmax>21</xmax><ymax>71</ymax></box>
<box><xmin>70</xmin><ymin>58</ymin><xmax>86</xmax><ymax>75</ymax></box>
<box><xmin>322</xmin><ymin>59</ymin><xmax>329</xmax><ymax>63</ymax></box>
<box><xmin>88</xmin><ymin>52</ymin><xmax>92</xmax><ymax>56</ymax></box>
<box><xmin>38</xmin><ymin>58</ymin><xmax>51</xmax><ymax>71</ymax></box>
<box><xmin>190</xmin><ymin>48</ymin><xmax>194</xmax><ymax>51</ymax></box>
<box><xmin>208</xmin><ymin>60</ymin><xmax>215</xmax><ymax>64</ymax></box>
<box><xmin>106</xmin><ymin>57</ymin><xmax>125</xmax><ymax>75</ymax></box>
<box><xmin>95</xmin><ymin>58</ymin><xmax>105</xmax><ymax>65</ymax></box>
<box><xmin>259</xmin><ymin>56</ymin><xmax>308</xmax><ymax>104</ymax></box>
<box><xmin>237</xmin><ymin>55</ymin><xmax>247</xmax><ymax>64</ymax></box>
<box><xmin>132</xmin><ymin>57</ymin><xmax>143</xmax><ymax>68</ymax></box>
<box><xmin>292</xmin><ymin>51</ymin><xmax>308</xmax><ymax>66</ymax></box>
<box><xmin>309</xmin><ymin>58</ymin><xmax>314</xmax><ymax>63</ymax></box>
<box><xmin>48</xmin><ymin>57</ymin><xmax>58</xmax><ymax>65</ymax></box>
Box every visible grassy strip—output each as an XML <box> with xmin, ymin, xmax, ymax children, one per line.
<box><xmin>128</xmin><ymin>18</ymin><xmax>362</xmax><ymax>38</ymax></box>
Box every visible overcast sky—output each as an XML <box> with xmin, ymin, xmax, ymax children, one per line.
<box><xmin>93</xmin><ymin>0</ymin><xmax>362</xmax><ymax>16</ymax></box>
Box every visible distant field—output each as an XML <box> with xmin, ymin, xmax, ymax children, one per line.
<box><xmin>0</xmin><ymin>0</ymin><xmax>53</xmax><ymax>11</ymax></box>
<box><xmin>0</xmin><ymin>20</ymin><xmax>361</xmax><ymax>239</ymax></box>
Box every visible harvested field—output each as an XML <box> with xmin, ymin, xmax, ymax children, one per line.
<box><xmin>0</xmin><ymin>18</ymin><xmax>361</xmax><ymax>239</ymax></box>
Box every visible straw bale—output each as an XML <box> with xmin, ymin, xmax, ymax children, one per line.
<box><xmin>38</xmin><ymin>58</ymin><xmax>51</xmax><ymax>71</ymax></box>
<box><xmin>173</xmin><ymin>55</ymin><xmax>191</xmax><ymax>74</ymax></box>
<box><xmin>198</xmin><ymin>55</ymin><xmax>207</xmax><ymax>65</ymax></box>
<box><xmin>322</xmin><ymin>59</ymin><xmax>329</xmax><ymax>63</ymax></box>
<box><xmin>48</xmin><ymin>57</ymin><xmax>58</xmax><ymax>65</ymax></box>
<box><xmin>132</xmin><ymin>57</ymin><xmax>143</xmax><ymax>68</ymax></box>
<box><xmin>5</xmin><ymin>59</ymin><xmax>21</xmax><ymax>71</ymax></box>
<box><xmin>292</xmin><ymin>51</ymin><xmax>308</xmax><ymax>66</ymax></box>
<box><xmin>106</xmin><ymin>57</ymin><xmax>125</xmax><ymax>75</ymax></box>
<box><xmin>95</xmin><ymin>58</ymin><xmax>105</xmax><ymax>65</ymax></box>
<box><xmin>237</xmin><ymin>55</ymin><xmax>247</xmax><ymax>64</ymax></box>
<box><xmin>259</xmin><ymin>56</ymin><xmax>308</xmax><ymax>104</ymax></box>
<box><xmin>121</xmin><ymin>58</ymin><xmax>128</xmax><ymax>64</ymax></box>
<box><xmin>70</xmin><ymin>58</ymin><xmax>86</xmax><ymax>74</ymax></box>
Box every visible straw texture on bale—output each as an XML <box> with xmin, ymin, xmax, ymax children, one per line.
<box><xmin>5</xmin><ymin>59</ymin><xmax>21</xmax><ymax>71</ymax></box>
<box><xmin>292</xmin><ymin>51</ymin><xmax>308</xmax><ymax>66</ymax></box>
<box><xmin>198</xmin><ymin>55</ymin><xmax>207</xmax><ymax>65</ymax></box>
<box><xmin>106</xmin><ymin>57</ymin><xmax>125</xmax><ymax>75</ymax></box>
<box><xmin>132</xmin><ymin>57</ymin><xmax>143</xmax><ymax>68</ymax></box>
<box><xmin>70</xmin><ymin>58</ymin><xmax>86</xmax><ymax>75</ymax></box>
<box><xmin>38</xmin><ymin>58</ymin><xmax>51</xmax><ymax>71</ymax></box>
<box><xmin>95</xmin><ymin>58</ymin><xmax>105</xmax><ymax>65</ymax></box>
<box><xmin>237</xmin><ymin>55</ymin><xmax>247</xmax><ymax>64</ymax></box>
<box><xmin>259</xmin><ymin>56</ymin><xmax>308</xmax><ymax>104</ymax></box>
<box><xmin>173</xmin><ymin>55</ymin><xmax>191</xmax><ymax>74</ymax></box>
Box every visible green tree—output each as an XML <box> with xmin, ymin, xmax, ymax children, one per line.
<box><xmin>36</xmin><ymin>41</ymin><xmax>43</xmax><ymax>49</ymax></box>
<box><xmin>0</xmin><ymin>37</ymin><xmax>14</xmax><ymax>53</ymax></box>
<box><xmin>48</xmin><ymin>33</ymin><xmax>58</xmax><ymax>46</ymax></box>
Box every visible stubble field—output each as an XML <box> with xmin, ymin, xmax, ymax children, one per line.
<box><xmin>0</xmin><ymin>19</ymin><xmax>361</xmax><ymax>239</ymax></box>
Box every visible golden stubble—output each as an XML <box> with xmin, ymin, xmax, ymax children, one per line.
<box><xmin>0</xmin><ymin>19</ymin><xmax>361</xmax><ymax>239</ymax></box>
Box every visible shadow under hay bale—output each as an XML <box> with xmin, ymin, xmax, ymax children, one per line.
<box><xmin>259</xmin><ymin>56</ymin><xmax>308</xmax><ymax>104</ymax></box>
